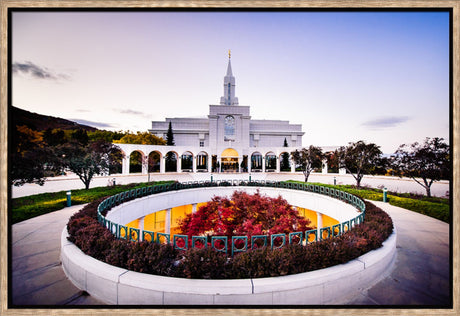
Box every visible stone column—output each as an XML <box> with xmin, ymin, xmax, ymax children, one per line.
<box><xmin>248</xmin><ymin>156</ymin><xmax>252</xmax><ymax>173</ymax></box>
<box><xmin>322</xmin><ymin>158</ymin><xmax>328</xmax><ymax>174</ymax></box>
<box><xmin>165</xmin><ymin>208</ymin><xmax>171</xmax><ymax>234</ymax></box>
<box><xmin>138</xmin><ymin>216</ymin><xmax>145</xmax><ymax>231</ymax></box>
<box><xmin>177</xmin><ymin>155</ymin><xmax>182</xmax><ymax>173</ymax></box>
<box><xmin>207</xmin><ymin>156</ymin><xmax>212</xmax><ymax>173</ymax></box>
<box><xmin>192</xmin><ymin>156</ymin><xmax>197</xmax><ymax>173</ymax></box>
<box><xmin>317</xmin><ymin>212</ymin><xmax>323</xmax><ymax>238</ymax></box>
<box><xmin>141</xmin><ymin>155</ymin><xmax>148</xmax><ymax>174</ymax></box>
<box><xmin>122</xmin><ymin>156</ymin><xmax>130</xmax><ymax>175</ymax></box>
<box><xmin>218</xmin><ymin>156</ymin><xmax>222</xmax><ymax>173</ymax></box>
<box><xmin>290</xmin><ymin>158</ymin><xmax>296</xmax><ymax>173</ymax></box>
<box><xmin>262</xmin><ymin>157</ymin><xmax>266</xmax><ymax>173</ymax></box>
<box><xmin>276</xmin><ymin>156</ymin><xmax>281</xmax><ymax>173</ymax></box>
<box><xmin>160</xmin><ymin>156</ymin><xmax>165</xmax><ymax>173</ymax></box>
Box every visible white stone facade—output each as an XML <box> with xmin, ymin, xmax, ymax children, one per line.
<box><xmin>142</xmin><ymin>56</ymin><xmax>304</xmax><ymax>174</ymax></box>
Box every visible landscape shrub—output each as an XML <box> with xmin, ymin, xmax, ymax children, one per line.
<box><xmin>124</xmin><ymin>241</ymin><xmax>180</xmax><ymax>276</ymax></box>
<box><xmin>67</xmin><ymin>198</ymin><xmax>393</xmax><ymax>279</ymax></box>
<box><xmin>387</xmin><ymin>196</ymin><xmax>449</xmax><ymax>222</ymax></box>
<box><xmin>179</xmin><ymin>247</ymin><xmax>230</xmax><ymax>279</ymax></box>
<box><xmin>179</xmin><ymin>190</ymin><xmax>313</xmax><ymax>245</ymax></box>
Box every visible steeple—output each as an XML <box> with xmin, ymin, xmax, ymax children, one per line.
<box><xmin>226</xmin><ymin>59</ymin><xmax>233</xmax><ymax>76</ymax></box>
<box><xmin>220</xmin><ymin>50</ymin><xmax>239</xmax><ymax>106</ymax></box>
<box><xmin>226</xmin><ymin>49</ymin><xmax>233</xmax><ymax>76</ymax></box>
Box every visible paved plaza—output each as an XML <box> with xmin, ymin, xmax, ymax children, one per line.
<box><xmin>9</xmin><ymin>173</ymin><xmax>452</xmax><ymax>308</ymax></box>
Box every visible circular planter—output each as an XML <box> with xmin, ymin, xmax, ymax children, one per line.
<box><xmin>104</xmin><ymin>185</ymin><xmax>363</xmax><ymax>240</ymax></box>
<box><xmin>61</xmin><ymin>227</ymin><xmax>396</xmax><ymax>305</ymax></box>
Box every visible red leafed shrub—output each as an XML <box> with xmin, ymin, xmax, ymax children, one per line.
<box><xmin>68</xmin><ymin>196</ymin><xmax>393</xmax><ymax>279</ymax></box>
<box><xmin>178</xmin><ymin>190</ymin><xmax>313</xmax><ymax>242</ymax></box>
<box><xmin>69</xmin><ymin>222</ymin><xmax>115</xmax><ymax>261</ymax></box>
<box><xmin>179</xmin><ymin>247</ymin><xmax>230</xmax><ymax>279</ymax></box>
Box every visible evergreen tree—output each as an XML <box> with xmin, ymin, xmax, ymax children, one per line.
<box><xmin>43</xmin><ymin>128</ymin><xmax>66</xmax><ymax>146</ymax></box>
<box><xmin>281</xmin><ymin>138</ymin><xmax>290</xmax><ymax>171</ymax></box>
<box><xmin>165</xmin><ymin>122</ymin><xmax>176</xmax><ymax>171</ymax></box>
<box><xmin>71</xmin><ymin>129</ymin><xmax>89</xmax><ymax>146</ymax></box>
<box><xmin>166</xmin><ymin>121</ymin><xmax>175</xmax><ymax>146</ymax></box>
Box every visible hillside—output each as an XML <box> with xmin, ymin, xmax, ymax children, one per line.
<box><xmin>10</xmin><ymin>106</ymin><xmax>97</xmax><ymax>132</ymax></box>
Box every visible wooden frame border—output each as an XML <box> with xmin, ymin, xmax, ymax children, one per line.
<box><xmin>1</xmin><ymin>1</ymin><xmax>458</xmax><ymax>315</ymax></box>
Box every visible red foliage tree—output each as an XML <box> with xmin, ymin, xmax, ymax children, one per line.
<box><xmin>179</xmin><ymin>190</ymin><xmax>313</xmax><ymax>242</ymax></box>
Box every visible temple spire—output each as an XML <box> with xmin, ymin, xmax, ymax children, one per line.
<box><xmin>220</xmin><ymin>50</ymin><xmax>238</xmax><ymax>106</ymax></box>
<box><xmin>226</xmin><ymin>57</ymin><xmax>233</xmax><ymax>76</ymax></box>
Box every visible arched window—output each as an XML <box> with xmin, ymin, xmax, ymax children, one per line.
<box><xmin>224</xmin><ymin>115</ymin><xmax>235</xmax><ymax>141</ymax></box>
<box><xmin>227</xmin><ymin>83</ymin><xmax>231</xmax><ymax>104</ymax></box>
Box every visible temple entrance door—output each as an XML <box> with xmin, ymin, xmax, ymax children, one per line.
<box><xmin>221</xmin><ymin>148</ymin><xmax>239</xmax><ymax>173</ymax></box>
<box><xmin>221</xmin><ymin>157</ymin><xmax>239</xmax><ymax>172</ymax></box>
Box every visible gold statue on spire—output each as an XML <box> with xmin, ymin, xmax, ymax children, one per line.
<box><xmin>228</xmin><ymin>49</ymin><xmax>231</xmax><ymax>59</ymax></box>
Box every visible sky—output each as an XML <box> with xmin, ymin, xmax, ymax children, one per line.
<box><xmin>11</xmin><ymin>10</ymin><xmax>450</xmax><ymax>153</ymax></box>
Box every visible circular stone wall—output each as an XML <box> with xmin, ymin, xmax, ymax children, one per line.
<box><xmin>61</xmin><ymin>227</ymin><xmax>396</xmax><ymax>305</ymax></box>
<box><xmin>61</xmin><ymin>182</ymin><xmax>396</xmax><ymax>305</ymax></box>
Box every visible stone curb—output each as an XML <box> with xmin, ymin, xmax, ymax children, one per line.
<box><xmin>61</xmin><ymin>227</ymin><xmax>397</xmax><ymax>305</ymax></box>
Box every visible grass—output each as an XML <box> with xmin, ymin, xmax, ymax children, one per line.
<box><xmin>10</xmin><ymin>180</ymin><xmax>174</xmax><ymax>224</ymax></box>
<box><xmin>11</xmin><ymin>179</ymin><xmax>450</xmax><ymax>224</ymax></box>
<box><xmin>287</xmin><ymin>181</ymin><xmax>450</xmax><ymax>223</ymax></box>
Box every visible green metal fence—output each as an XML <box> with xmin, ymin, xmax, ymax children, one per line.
<box><xmin>97</xmin><ymin>180</ymin><xmax>366</xmax><ymax>255</ymax></box>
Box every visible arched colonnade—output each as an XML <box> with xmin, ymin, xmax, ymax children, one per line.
<box><xmin>115</xmin><ymin>143</ymin><xmax>341</xmax><ymax>175</ymax></box>
<box><xmin>117</xmin><ymin>144</ymin><xmax>295</xmax><ymax>175</ymax></box>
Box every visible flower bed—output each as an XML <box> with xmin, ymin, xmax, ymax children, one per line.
<box><xmin>67</xmin><ymin>197</ymin><xmax>393</xmax><ymax>279</ymax></box>
<box><xmin>178</xmin><ymin>190</ymin><xmax>314</xmax><ymax>248</ymax></box>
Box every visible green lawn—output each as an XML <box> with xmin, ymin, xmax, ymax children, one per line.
<box><xmin>11</xmin><ymin>179</ymin><xmax>449</xmax><ymax>224</ymax></box>
<box><xmin>10</xmin><ymin>181</ymin><xmax>174</xmax><ymax>224</ymax></box>
<box><xmin>287</xmin><ymin>181</ymin><xmax>450</xmax><ymax>223</ymax></box>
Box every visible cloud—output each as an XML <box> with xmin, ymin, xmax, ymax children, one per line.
<box><xmin>12</xmin><ymin>61</ymin><xmax>70</xmax><ymax>80</ymax></box>
<box><xmin>116</xmin><ymin>109</ymin><xmax>150</xmax><ymax>118</ymax></box>
<box><xmin>362</xmin><ymin>116</ymin><xmax>410</xmax><ymax>129</ymax></box>
<box><xmin>71</xmin><ymin>119</ymin><xmax>114</xmax><ymax>129</ymax></box>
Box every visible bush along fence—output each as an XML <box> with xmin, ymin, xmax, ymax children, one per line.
<box><xmin>96</xmin><ymin>180</ymin><xmax>366</xmax><ymax>256</ymax></box>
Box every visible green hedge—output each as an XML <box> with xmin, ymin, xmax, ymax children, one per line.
<box><xmin>287</xmin><ymin>181</ymin><xmax>450</xmax><ymax>223</ymax></box>
<box><xmin>11</xmin><ymin>181</ymin><xmax>174</xmax><ymax>224</ymax></box>
<box><xmin>388</xmin><ymin>195</ymin><xmax>449</xmax><ymax>222</ymax></box>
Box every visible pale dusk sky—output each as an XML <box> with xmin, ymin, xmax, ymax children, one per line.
<box><xmin>11</xmin><ymin>10</ymin><xmax>450</xmax><ymax>153</ymax></box>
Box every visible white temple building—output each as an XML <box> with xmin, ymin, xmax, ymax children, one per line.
<box><xmin>117</xmin><ymin>53</ymin><xmax>309</xmax><ymax>174</ymax></box>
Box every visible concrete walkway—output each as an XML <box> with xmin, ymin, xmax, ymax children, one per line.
<box><xmin>11</xmin><ymin>201</ymin><xmax>450</xmax><ymax>307</ymax></box>
<box><xmin>11</xmin><ymin>204</ymin><xmax>105</xmax><ymax>305</ymax></box>
<box><xmin>343</xmin><ymin>201</ymin><xmax>451</xmax><ymax>306</ymax></box>
<box><xmin>12</xmin><ymin>172</ymin><xmax>450</xmax><ymax>198</ymax></box>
